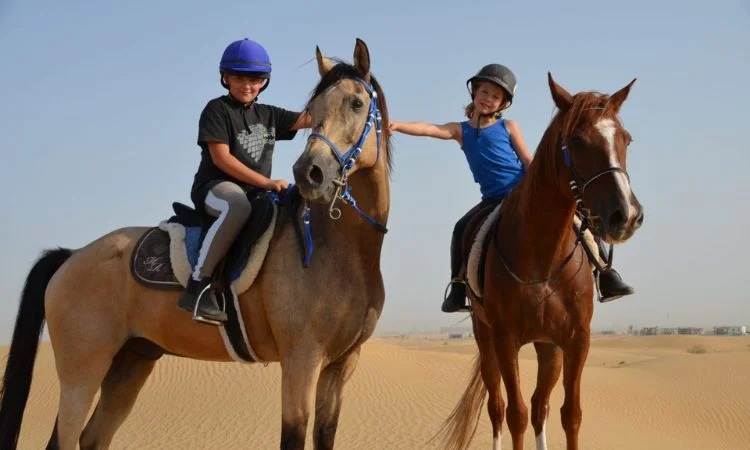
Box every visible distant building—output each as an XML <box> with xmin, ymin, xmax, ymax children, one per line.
<box><xmin>660</xmin><ymin>328</ymin><xmax>678</xmax><ymax>335</ymax></box>
<box><xmin>714</xmin><ymin>326</ymin><xmax>747</xmax><ymax>336</ymax></box>
<box><xmin>640</xmin><ymin>326</ymin><xmax>659</xmax><ymax>336</ymax></box>
<box><xmin>677</xmin><ymin>327</ymin><xmax>704</xmax><ymax>335</ymax></box>
<box><xmin>448</xmin><ymin>332</ymin><xmax>472</xmax><ymax>339</ymax></box>
<box><xmin>441</xmin><ymin>326</ymin><xmax>472</xmax><ymax>334</ymax></box>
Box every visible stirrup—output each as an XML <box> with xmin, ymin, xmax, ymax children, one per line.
<box><xmin>192</xmin><ymin>284</ymin><xmax>227</xmax><ymax>326</ymax></box>
<box><xmin>443</xmin><ymin>278</ymin><xmax>470</xmax><ymax>312</ymax></box>
<box><xmin>443</xmin><ymin>277</ymin><xmax>466</xmax><ymax>301</ymax></box>
<box><xmin>593</xmin><ymin>270</ymin><xmax>625</xmax><ymax>303</ymax></box>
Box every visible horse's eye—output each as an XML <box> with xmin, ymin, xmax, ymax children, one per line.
<box><xmin>351</xmin><ymin>98</ymin><xmax>364</xmax><ymax>110</ymax></box>
<box><xmin>570</xmin><ymin>136</ymin><xmax>585</xmax><ymax>147</ymax></box>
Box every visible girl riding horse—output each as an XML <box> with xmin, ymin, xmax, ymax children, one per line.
<box><xmin>389</xmin><ymin>63</ymin><xmax>634</xmax><ymax>313</ymax></box>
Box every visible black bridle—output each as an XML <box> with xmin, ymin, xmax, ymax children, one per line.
<box><xmin>492</xmin><ymin>108</ymin><xmax>629</xmax><ymax>285</ymax></box>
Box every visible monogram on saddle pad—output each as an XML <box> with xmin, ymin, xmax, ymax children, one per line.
<box><xmin>130</xmin><ymin>190</ymin><xmax>304</xmax><ymax>363</ymax></box>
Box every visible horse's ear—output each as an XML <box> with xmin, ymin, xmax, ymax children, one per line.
<box><xmin>548</xmin><ymin>72</ymin><xmax>573</xmax><ymax>112</ymax></box>
<box><xmin>609</xmin><ymin>78</ymin><xmax>636</xmax><ymax>112</ymax></box>
<box><xmin>316</xmin><ymin>46</ymin><xmax>335</xmax><ymax>78</ymax></box>
<box><xmin>353</xmin><ymin>38</ymin><xmax>371</xmax><ymax>82</ymax></box>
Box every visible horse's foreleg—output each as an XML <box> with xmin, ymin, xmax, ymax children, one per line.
<box><xmin>531</xmin><ymin>342</ymin><xmax>563</xmax><ymax>450</ymax></box>
<box><xmin>79</xmin><ymin>348</ymin><xmax>157</xmax><ymax>449</ymax></box>
<box><xmin>313</xmin><ymin>347</ymin><xmax>361</xmax><ymax>450</ymax></box>
<box><xmin>475</xmin><ymin>321</ymin><xmax>504</xmax><ymax>450</ymax></box>
<box><xmin>560</xmin><ymin>332</ymin><xmax>590</xmax><ymax>450</ymax></box>
<box><xmin>280</xmin><ymin>352</ymin><xmax>323</xmax><ymax>450</ymax></box>
<box><xmin>494</xmin><ymin>334</ymin><xmax>527</xmax><ymax>450</ymax></box>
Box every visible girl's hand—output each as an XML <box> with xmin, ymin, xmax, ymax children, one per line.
<box><xmin>387</xmin><ymin>121</ymin><xmax>399</xmax><ymax>136</ymax></box>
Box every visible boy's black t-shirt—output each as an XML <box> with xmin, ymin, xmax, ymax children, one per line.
<box><xmin>191</xmin><ymin>95</ymin><xmax>299</xmax><ymax>205</ymax></box>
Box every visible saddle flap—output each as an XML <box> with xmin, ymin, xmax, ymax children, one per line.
<box><xmin>461</xmin><ymin>204</ymin><xmax>500</xmax><ymax>263</ymax></box>
<box><xmin>464</xmin><ymin>203</ymin><xmax>503</xmax><ymax>300</ymax></box>
<box><xmin>221</xmin><ymin>193</ymin><xmax>276</xmax><ymax>282</ymax></box>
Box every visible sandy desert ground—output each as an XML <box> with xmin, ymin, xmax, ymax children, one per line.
<box><xmin>4</xmin><ymin>334</ymin><xmax>750</xmax><ymax>449</ymax></box>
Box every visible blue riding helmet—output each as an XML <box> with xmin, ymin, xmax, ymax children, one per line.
<box><xmin>219</xmin><ymin>38</ymin><xmax>272</xmax><ymax>91</ymax></box>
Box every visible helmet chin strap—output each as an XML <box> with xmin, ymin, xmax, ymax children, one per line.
<box><xmin>472</xmin><ymin>102</ymin><xmax>509</xmax><ymax>137</ymax></box>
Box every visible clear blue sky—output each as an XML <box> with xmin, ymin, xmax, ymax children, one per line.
<box><xmin>1</xmin><ymin>0</ymin><xmax>748</xmax><ymax>343</ymax></box>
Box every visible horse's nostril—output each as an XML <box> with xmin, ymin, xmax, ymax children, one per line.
<box><xmin>607</xmin><ymin>209</ymin><xmax>625</xmax><ymax>230</ymax></box>
<box><xmin>308</xmin><ymin>165</ymin><xmax>324</xmax><ymax>186</ymax></box>
<box><xmin>635</xmin><ymin>209</ymin><xmax>644</xmax><ymax>227</ymax></box>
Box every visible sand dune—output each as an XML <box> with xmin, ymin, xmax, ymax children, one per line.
<box><xmin>4</xmin><ymin>335</ymin><xmax>750</xmax><ymax>449</ymax></box>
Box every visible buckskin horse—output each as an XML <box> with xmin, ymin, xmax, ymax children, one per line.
<box><xmin>437</xmin><ymin>74</ymin><xmax>643</xmax><ymax>450</ymax></box>
<box><xmin>0</xmin><ymin>38</ymin><xmax>390</xmax><ymax>450</ymax></box>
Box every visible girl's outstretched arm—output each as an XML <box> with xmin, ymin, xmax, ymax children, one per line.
<box><xmin>389</xmin><ymin>121</ymin><xmax>462</xmax><ymax>144</ymax></box>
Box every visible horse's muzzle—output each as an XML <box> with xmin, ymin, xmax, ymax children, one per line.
<box><xmin>292</xmin><ymin>151</ymin><xmax>339</xmax><ymax>203</ymax></box>
<box><xmin>595</xmin><ymin>193</ymin><xmax>644</xmax><ymax>243</ymax></box>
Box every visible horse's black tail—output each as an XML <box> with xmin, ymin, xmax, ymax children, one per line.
<box><xmin>0</xmin><ymin>247</ymin><xmax>73</xmax><ymax>449</ymax></box>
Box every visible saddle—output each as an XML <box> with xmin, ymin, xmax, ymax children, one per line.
<box><xmin>131</xmin><ymin>191</ymin><xmax>277</xmax><ymax>293</ymax></box>
<box><xmin>129</xmin><ymin>188</ymin><xmax>309</xmax><ymax>363</ymax></box>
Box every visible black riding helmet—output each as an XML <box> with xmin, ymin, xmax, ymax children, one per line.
<box><xmin>466</xmin><ymin>63</ymin><xmax>517</xmax><ymax>108</ymax></box>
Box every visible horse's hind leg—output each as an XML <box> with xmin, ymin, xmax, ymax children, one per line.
<box><xmin>52</xmin><ymin>347</ymin><xmax>117</xmax><ymax>450</ymax></box>
<box><xmin>560</xmin><ymin>333</ymin><xmax>590</xmax><ymax>450</ymax></box>
<box><xmin>474</xmin><ymin>320</ymin><xmax>504</xmax><ymax>449</ymax></box>
<box><xmin>79</xmin><ymin>347</ymin><xmax>158</xmax><ymax>449</ymax></box>
<box><xmin>531</xmin><ymin>342</ymin><xmax>562</xmax><ymax>450</ymax></box>
<box><xmin>313</xmin><ymin>347</ymin><xmax>361</xmax><ymax>450</ymax></box>
<box><xmin>47</xmin><ymin>292</ymin><xmax>126</xmax><ymax>449</ymax></box>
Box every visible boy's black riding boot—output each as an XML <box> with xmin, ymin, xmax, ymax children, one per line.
<box><xmin>178</xmin><ymin>277</ymin><xmax>228</xmax><ymax>324</ymax></box>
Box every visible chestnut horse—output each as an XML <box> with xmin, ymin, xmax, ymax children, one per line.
<box><xmin>0</xmin><ymin>39</ymin><xmax>390</xmax><ymax>450</ymax></box>
<box><xmin>438</xmin><ymin>74</ymin><xmax>643</xmax><ymax>450</ymax></box>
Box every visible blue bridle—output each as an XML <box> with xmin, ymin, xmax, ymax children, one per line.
<box><xmin>306</xmin><ymin>77</ymin><xmax>387</xmax><ymax>233</ymax></box>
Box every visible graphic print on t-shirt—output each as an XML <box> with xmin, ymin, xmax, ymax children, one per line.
<box><xmin>237</xmin><ymin>123</ymin><xmax>275</xmax><ymax>163</ymax></box>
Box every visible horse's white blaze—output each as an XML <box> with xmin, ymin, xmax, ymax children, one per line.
<box><xmin>493</xmin><ymin>433</ymin><xmax>501</xmax><ymax>450</ymax></box>
<box><xmin>535</xmin><ymin>420</ymin><xmax>548</xmax><ymax>450</ymax></box>
<box><xmin>595</xmin><ymin>118</ymin><xmax>633</xmax><ymax>219</ymax></box>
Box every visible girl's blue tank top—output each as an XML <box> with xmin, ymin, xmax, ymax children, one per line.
<box><xmin>461</xmin><ymin>118</ymin><xmax>525</xmax><ymax>200</ymax></box>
